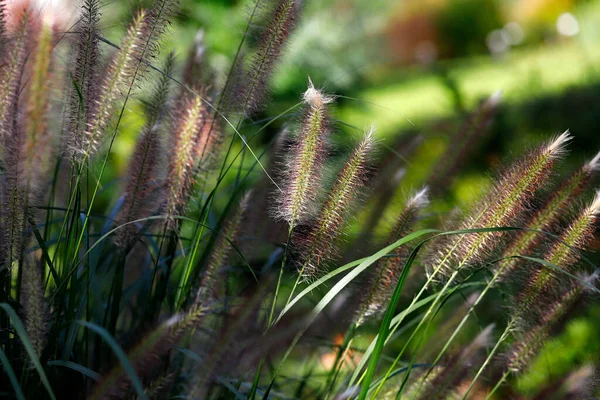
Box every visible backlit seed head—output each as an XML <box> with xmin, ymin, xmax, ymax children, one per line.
<box><xmin>426</xmin><ymin>132</ymin><xmax>571</xmax><ymax>282</ymax></box>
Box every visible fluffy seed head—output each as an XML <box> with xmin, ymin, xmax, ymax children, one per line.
<box><xmin>427</xmin><ymin>91</ymin><xmax>501</xmax><ymax>194</ymax></box>
<box><xmin>427</xmin><ymin>132</ymin><xmax>570</xmax><ymax>281</ymax></box>
<box><xmin>519</xmin><ymin>191</ymin><xmax>600</xmax><ymax>308</ymax></box>
<box><xmin>497</xmin><ymin>156</ymin><xmax>600</xmax><ymax>281</ymax></box>
<box><xmin>294</xmin><ymin>128</ymin><xmax>375</xmax><ymax>278</ymax></box>
<box><xmin>584</xmin><ymin>149</ymin><xmax>600</xmax><ymax>173</ymax></box>
<box><xmin>235</xmin><ymin>0</ymin><xmax>302</xmax><ymax>116</ymax></box>
<box><xmin>164</xmin><ymin>93</ymin><xmax>220</xmax><ymax>225</ymax></box>
<box><xmin>274</xmin><ymin>82</ymin><xmax>332</xmax><ymax>225</ymax></box>
<box><xmin>19</xmin><ymin>20</ymin><xmax>54</xmax><ymax>194</ymax></box>
<box><xmin>303</xmin><ymin>77</ymin><xmax>333</xmax><ymax>108</ymax></box>
<box><xmin>73</xmin><ymin>10</ymin><xmax>149</xmax><ymax>161</ymax></box>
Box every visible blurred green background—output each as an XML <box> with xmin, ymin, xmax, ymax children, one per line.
<box><xmin>93</xmin><ymin>0</ymin><xmax>600</xmax><ymax>395</ymax></box>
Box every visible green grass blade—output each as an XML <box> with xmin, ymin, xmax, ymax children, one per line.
<box><xmin>0</xmin><ymin>303</ymin><xmax>56</xmax><ymax>400</ymax></box>
<box><xmin>0</xmin><ymin>345</ymin><xmax>26</xmax><ymax>400</ymax></box>
<box><xmin>47</xmin><ymin>360</ymin><xmax>102</xmax><ymax>382</ymax></box>
<box><xmin>75</xmin><ymin>320</ymin><xmax>148</xmax><ymax>400</ymax></box>
<box><xmin>308</xmin><ymin>229</ymin><xmax>438</xmax><ymax>320</ymax></box>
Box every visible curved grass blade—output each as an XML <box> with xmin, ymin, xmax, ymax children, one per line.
<box><xmin>0</xmin><ymin>345</ymin><xmax>25</xmax><ymax>400</ymax></box>
<box><xmin>75</xmin><ymin>320</ymin><xmax>147</xmax><ymax>400</ymax></box>
<box><xmin>356</xmin><ymin>227</ymin><xmax>524</xmax><ymax>400</ymax></box>
<box><xmin>261</xmin><ymin>229</ymin><xmax>438</xmax><ymax>396</ymax></box>
<box><xmin>47</xmin><ymin>360</ymin><xmax>102</xmax><ymax>382</ymax></box>
<box><xmin>0</xmin><ymin>303</ymin><xmax>56</xmax><ymax>400</ymax></box>
<box><xmin>348</xmin><ymin>281</ymin><xmax>484</xmax><ymax>387</ymax></box>
<box><xmin>308</xmin><ymin>229</ymin><xmax>438</xmax><ymax>320</ymax></box>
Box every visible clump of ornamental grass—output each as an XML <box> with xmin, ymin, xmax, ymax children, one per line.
<box><xmin>426</xmin><ymin>131</ymin><xmax>572</xmax><ymax>283</ymax></box>
<box><xmin>1</xmin><ymin>0</ymin><xmax>600</xmax><ymax>399</ymax></box>
<box><xmin>460</xmin><ymin>191</ymin><xmax>600</xmax><ymax>397</ymax></box>
<box><xmin>495</xmin><ymin>150</ymin><xmax>600</xmax><ymax>281</ymax></box>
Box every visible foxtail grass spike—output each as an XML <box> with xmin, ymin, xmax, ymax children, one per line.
<box><xmin>0</xmin><ymin>13</ymin><xmax>29</xmax><ymax>270</ymax></box>
<box><xmin>65</xmin><ymin>0</ymin><xmax>101</xmax><ymax>154</ymax></box>
<box><xmin>427</xmin><ymin>90</ymin><xmax>501</xmax><ymax>194</ymax></box>
<box><xmin>74</xmin><ymin>10</ymin><xmax>149</xmax><ymax>161</ymax></box>
<box><xmin>165</xmin><ymin>93</ymin><xmax>219</xmax><ymax>223</ymax></box>
<box><xmin>357</xmin><ymin>187</ymin><xmax>429</xmax><ymax>322</ymax></box>
<box><xmin>20</xmin><ymin>21</ymin><xmax>54</xmax><ymax>195</ymax></box>
<box><xmin>236</xmin><ymin>0</ymin><xmax>302</xmax><ymax>117</ymax></box>
<box><xmin>274</xmin><ymin>80</ymin><xmax>332</xmax><ymax>226</ymax></box>
<box><xmin>194</xmin><ymin>192</ymin><xmax>250</xmax><ymax>305</ymax></box>
<box><xmin>497</xmin><ymin>151</ymin><xmax>600</xmax><ymax>280</ymax></box>
<box><xmin>116</xmin><ymin>55</ymin><xmax>174</xmax><ymax>248</ymax></box>
<box><xmin>0</xmin><ymin>1</ymin><xmax>6</xmax><ymax>51</ymax></box>
<box><xmin>504</xmin><ymin>276</ymin><xmax>592</xmax><ymax>374</ymax></box>
<box><xmin>427</xmin><ymin>131</ymin><xmax>571</xmax><ymax>281</ymax></box>
<box><xmin>182</xmin><ymin>29</ymin><xmax>206</xmax><ymax>89</ymax></box>
<box><xmin>294</xmin><ymin>128</ymin><xmax>375</xmax><ymax>278</ymax></box>
<box><xmin>20</xmin><ymin>253</ymin><xmax>47</xmax><ymax>358</ymax></box>
<box><xmin>519</xmin><ymin>190</ymin><xmax>600</xmax><ymax>306</ymax></box>
<box><xmin>143</xmin><ymin>372</ymin><xmax>176</xmax><ymax>400</ymax></box>
<box><xmin>0</xmin><ymin>10</ymin><xmax>28</xmax><ymax>151</ymax></box>
<box><xmin>73</xmin><ymin>0</ymin><xmax>178</xmax><ymax>163</ymax></box>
